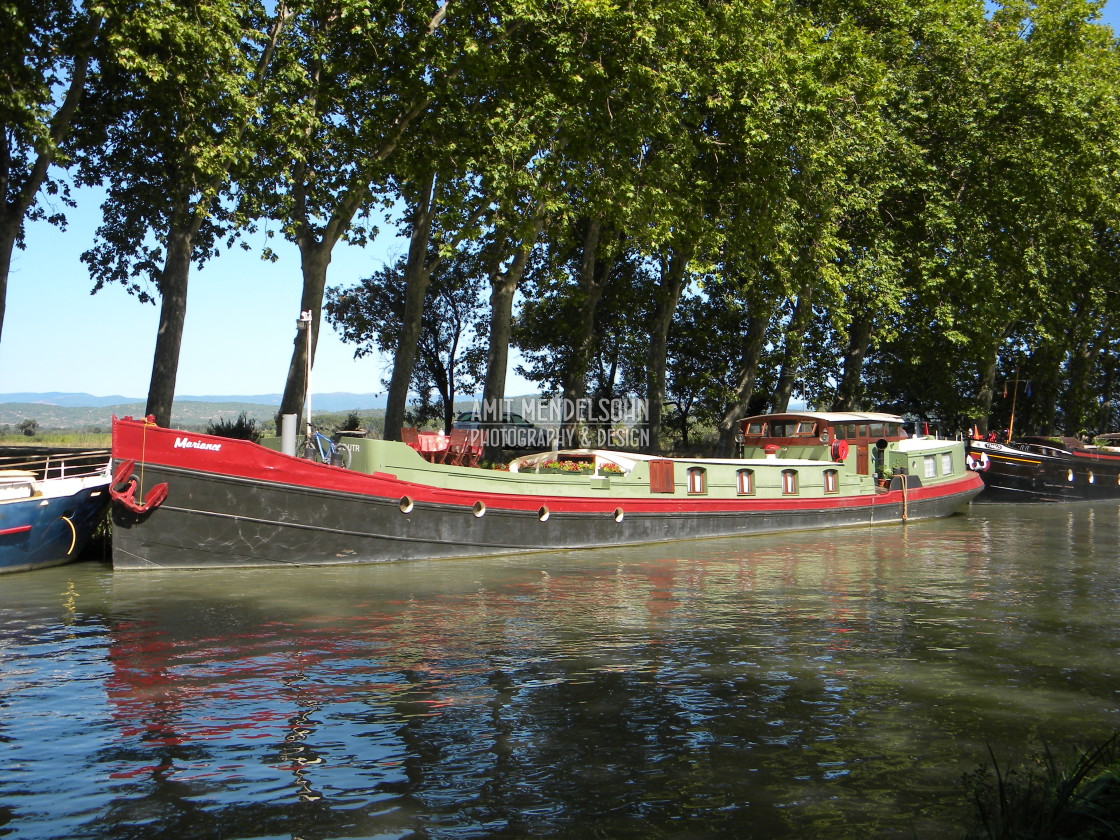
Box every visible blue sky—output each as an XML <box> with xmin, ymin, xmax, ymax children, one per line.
<box><xmin>1</xmin><ymin>186</ymin><xmax>457</xmax><ymax>399</ymax></box>
<box><xmin>2</xmin><ymin>2</ymin><xmax>1118</xmax><ymax>400</ymax></box>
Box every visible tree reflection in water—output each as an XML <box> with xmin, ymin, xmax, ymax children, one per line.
<box><xmin>1</xmin><ymin>503</ymin><xmax>1118</xmax><ymax>838</ymax></box>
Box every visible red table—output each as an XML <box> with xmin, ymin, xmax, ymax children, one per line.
<box><xmin>414</xmin><ymin>433</ymin><xmax>449</xmax><ymax>461</ymax></box>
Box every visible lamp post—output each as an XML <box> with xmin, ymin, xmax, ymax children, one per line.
<box><xmin>298</xmin><ymin>310</ymin><xmax>312</xmax><ymax>441</ymax></box>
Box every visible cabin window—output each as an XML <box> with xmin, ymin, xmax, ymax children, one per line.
<box><xmin>795</xmin><ymin>422</ymin><xmax>818</xmax><ymax>436</ymax></box>
<box><xmin>868</xmin><ymin>423</ymin><xmax>885</xmax><ymax>438</ymax></box>
<box><xmin>737</xmin><ymin>469</ymin><xmax>755</xmax><ymax>495</ymax></box>
<box><xmin>924</xmin><ymin>456</ymin><xmax>937</xmax><ymax>479</ymax></box>
<box><xmin>941</xmin><ymin>453</ymin><xmax>952</xmax><ymax>475</ymax></box>
<box><xmin>687</xmin><ymin>467</ymin><xmax>707</xmax><ymax>495</ymax></box>
<box><xmin>824</xmin><ymin>469</ymin><xmax>839</xmax><ymax>493</ymax></box>
<box><xmin>782</xmin><ymin>469</ymin><xmax>799</xmax><ymax>495</ymax></box>
<box><xmin>746</xmin><ymin>421</ymin><xmax>766</xmax><ymax>435</ymax></box>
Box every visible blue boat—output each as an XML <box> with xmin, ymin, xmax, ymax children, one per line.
<box><xmin>0</xmin><ymin>448</ymin><xmax>112</xmax><ymax>574</ymax></box>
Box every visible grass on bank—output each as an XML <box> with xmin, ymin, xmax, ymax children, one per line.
<box><xmin>965</xmin><ymin>734</ymin><xmax>1120</xmax><ymax>839</ymax></box>
<box><xmin>0</xmin><ymin>432</ymin><xmax>112</xmax><ymax>448</ymax></box>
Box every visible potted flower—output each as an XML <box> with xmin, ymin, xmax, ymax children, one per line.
<box><xmin>561</xmin><ymin>460</ymin><xmax>594</xmax><ymax>473</ymax></box>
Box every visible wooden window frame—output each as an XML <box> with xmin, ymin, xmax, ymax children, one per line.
<box><xmin>781</xmin><ymin>469</ymin><xmax>798</xmax><ymax>495</ymax></box>
<box><xmin>736</xmin><ymin>469</ymin><xmax>755</xmax><ymax>495</ymax></box>
<box><xmin>823</xmin><ymin>469</ymin><xmax>839</xmax><ymax>494</ymax></box>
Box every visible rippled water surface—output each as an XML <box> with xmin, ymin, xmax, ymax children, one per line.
<box><xmin>2</xmin><ymin>503</ymin><xmax>1120</xmax><ymax>839</ymax></box>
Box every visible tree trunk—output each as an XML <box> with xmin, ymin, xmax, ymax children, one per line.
<box><xmin>144</xmin><ymin>223</ymin><xmax>194</xmax><ymax>427</ymax></box>
<box><xmin>772</xmin><ymin>284</ymin><xmax>813</xmax><ymax>412</ymax></box>
<box><xmin>974</xmin><ymin>343</ymin><xmax>1000</xmax><ymax>437</ymax></box>
<box><xmin>480</xmin><ymin>214</ymin><xmax>542</xmax><ymax>461</ymax></box>
<box><xmin>560</xmin><ymin>218</ymin><xmax>614</xmax><ymax>444</ymax></box>
<box><xmin>830</xmin><ymin>314</ymin><xmax>874</xmax><ymax>411</ymax></box>
<box><xmin>645</xmin><ymin>245</ymin><xmax>690</xmax><ymax>454</ymax></box>
<box><xmin>277</xmin><ymin>240</ymin><xmax>333</xmax><ymax>429</ymax></box>
<box><xmin>383</xmin><ymin>172</ymin><xmax>438</xmax><ymax>442</ymax></box>
<box><xmin>715</xmin><ymin>308</ymin><xmax>771</xmax><ymax>456</ymax></box>
<box><xmin>1063</xmin><ymin>314</ymin><xmax>1110</xmax><ymax>435</ymax></box>
<box><xmin>973</xmin><ymin>323</ymin><xmax>1013</xmax><ymax>436</ymax></box>
<box><xmin>0</xmin><ymin>219</ymin><xmax>16</xmax><ymax>348</ymax></box>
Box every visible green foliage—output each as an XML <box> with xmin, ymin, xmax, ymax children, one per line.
<box><xmin>325</xmin><ymin>250</ymin><xmax>485</xmax><ymax>432</ymax></box>
<box><xmin>309</xmin><ymin>411</ymin><xmax>385</xmax><ymax>438</ymax></box>
<box><xmin>8</xmin><ymin>0</ymin><xmax>1120</xmax><ymax>443</ymax></box>
<box><xmin>964</xmin><ymin>735</ymin><xmax>1120</xmax><ymax>839</ymax></box>
<box><xmin>206</xmin><ymin>411</ymin><xmax>261</xmax><ymax>442</ymax></box>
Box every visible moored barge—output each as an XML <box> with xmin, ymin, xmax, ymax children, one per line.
<box><xmin>109</xmin><ymin>411</ymin><xmax>982</xmax><ymax>570</ymax></box>
<box><xmin>965</xmin><ymin>434</ymin><xmax>1120</xmax><ymax>502</ymax></box>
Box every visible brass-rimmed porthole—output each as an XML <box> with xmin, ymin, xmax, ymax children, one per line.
<box><xmin>1088</xmin><ymin>471</ymin><xmax>1095</xmax><ymax>484</ymax></box>
<box><xmin>538</xmin><ymin>505</ymin><xmax>550</xmax><ymax>522</ymax></box>
<box><xmin>1067</xmin><ymin>469</ymin><xmax>1075</xmax><ymax>482</ymax></box>
<box><xmin>472</xmin><ymin>501</ymin><xmax>486</xmax><ymax>518</ymax></box>
<box><xmin>613</xmin><ymin>507</ymin><xmax>624</xmax><ymax>523</ymax></box>
<box><xmin>399</xmin><ymin>496</ymin><xmax>414</xmax><ymax>513</ymax></box>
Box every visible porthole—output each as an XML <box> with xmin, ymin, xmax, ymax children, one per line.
<box><xmin>613</xmin><ymin>507</ymin><xmax>624</xmax><ymax>523</ymax></box>
<box><xmin>399</xmin><ymin>496</ymin><xmax>414</xmax><ymax>513</ymax></box>
<box><xmin>1088</xmin><ymin>471</ymin><xmax>1095</xmax><ymax>484</ymax></box>
<box><xmin>1067</xmin><ymin>469</ymin><xmax>1075</xmax><ymax>483</ymax></box>
<box><xmin>538</xmin><ymin>505</ymin><xmax>550</xmax><ymax>522</ymax></box>
<box><xmin>472</xmin><ymin>501</ymin><xmax>486</xmax><ymax>518</ymax></box>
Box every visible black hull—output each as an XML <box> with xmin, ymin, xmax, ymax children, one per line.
<box><xmin>967</xmin><ymin>439</ymin><xmax>1120</xmax><ymax>503</ymax></box>
<box><xmin>111</xmin><ymin>464</ymin><xmax>977</xmax><ymax>570</ymax></box>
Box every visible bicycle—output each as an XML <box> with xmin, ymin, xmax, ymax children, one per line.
<box><xmin>303</xmin><ymin>426</ymin><xmax>353</xmax><ymax>468</ymax></box>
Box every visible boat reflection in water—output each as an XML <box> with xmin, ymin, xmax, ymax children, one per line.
<box><xmin>77</xmin><ymin>505</ymin><xmax>1119</xmax><ymax>839</ymax></box>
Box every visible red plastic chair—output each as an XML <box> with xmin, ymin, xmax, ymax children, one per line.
<box><xmin>401</xmin><ymin>427</ymin><xmax>421</xmax><ymax>451</ymax></box>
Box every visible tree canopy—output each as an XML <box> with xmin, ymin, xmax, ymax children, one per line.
<box><xmin>6</xmin><ymin>0</ymin><xmax>1120</xmax><ymax>446</ymax></box>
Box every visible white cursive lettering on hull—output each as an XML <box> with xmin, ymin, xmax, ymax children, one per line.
<box><xmin>174</xmin><ymin>436</ymin><xmax>223</xmax><ymax>452</ymax></box>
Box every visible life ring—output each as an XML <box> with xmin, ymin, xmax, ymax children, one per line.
<box><xmin>830</xmin><ymin>439</ymin><xmax>849</xmax><ymax>462</ymax></box>
<box><xmin>966</xmin><ymin>452</ymin><xmax>990</xmax><ymax>472</ymax></box>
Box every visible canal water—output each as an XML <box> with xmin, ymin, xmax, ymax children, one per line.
<box><xmin>1</xmin><ymin>503</ymin><xmax>1119</xmax><ymax>839</ymax></box>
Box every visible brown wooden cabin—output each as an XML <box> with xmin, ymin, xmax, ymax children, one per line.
<box><xmin>739</xmin><ymin>411</ymin><xmax>908</xmax><ymax>476</ymax></box>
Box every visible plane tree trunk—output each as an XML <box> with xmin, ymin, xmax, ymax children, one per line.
<box><xmin>645</xmin><ymin>245</ymin><xmax>690</xmax><ymax>453</ymax></box>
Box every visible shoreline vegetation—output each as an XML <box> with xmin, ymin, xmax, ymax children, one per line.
<box><xmin>965</xmin><ymin>734</ymin><xmax>1120</xmax><ymax>839</ymax></box>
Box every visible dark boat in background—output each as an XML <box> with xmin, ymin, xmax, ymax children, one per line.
<box><xmin>965</xmin><ymin>434</ymin><xmax>1120</xmax><ymax>502</ymax></box>
<box><xmin>0</xmin><ymin>448</ymin><xmax>112</xmax><ymax>573</ymax></box>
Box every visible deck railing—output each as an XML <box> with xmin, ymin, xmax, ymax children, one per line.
<box><xmin>0</xmin><ymin>448</ymin><xmax>111</xmax><ymax>482</ymax></box>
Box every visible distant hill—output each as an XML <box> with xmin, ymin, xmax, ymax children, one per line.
<box><xmin>0</xmin><ymin>391</ymin><xmax>387</xmax><ymax>409</ymax></box>
<box><xmin>0</xmin><ymin>392</ymin><xmax>389</xmax><ymax>431</ymax></box>
<box><xmin>0</xmin><ymin>391</ymin><xmax>140</xmax><ymax>407</ymax></box>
